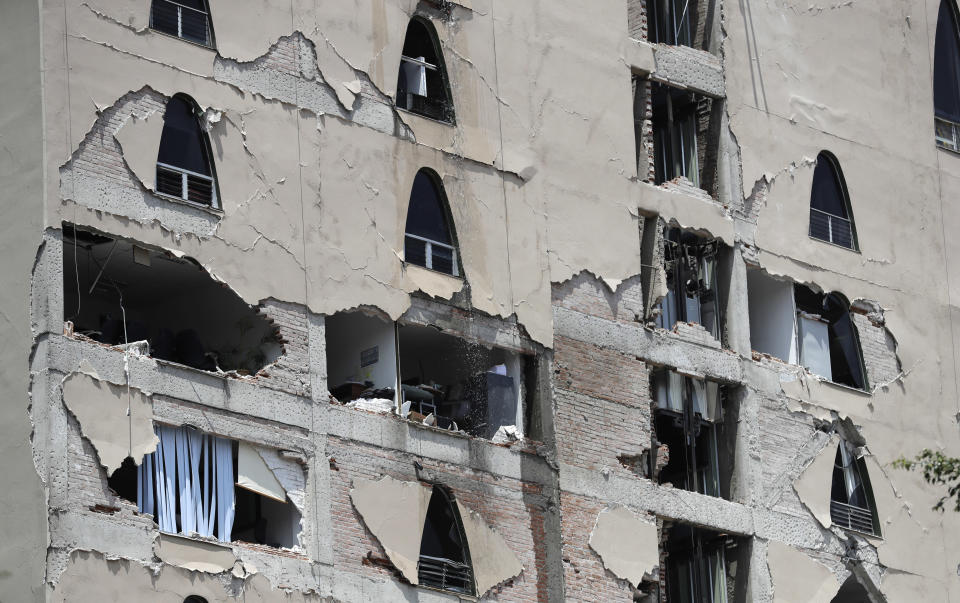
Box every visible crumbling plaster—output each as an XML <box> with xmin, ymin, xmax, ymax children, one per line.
<box><xmin>722</xmin><ymin>2</ymin><xmax>960</xmax><ymax>596</ymax></box>
<box><xmin>46</xmin><ymin>0</ymin><xmax>664</xmax><ymax>350</ymax></box>
<box><xmin>587</xmin><ymin>506</ymin><xmax>659</xmax><ymax>587</ymax></box>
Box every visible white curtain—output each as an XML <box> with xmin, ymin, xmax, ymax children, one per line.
<box><xmin>656</xmin><ymin>371</ymin><xmax>685</xmax><ymax>413</ymax></box>
<box><xmin>137</xmin><ymin>425</ymin><xmax>235</xmax><ymax>541</ymax></box>
<box><xmin>692</xmin><ymin>379</ymin><xmax>721</xmax><ymax>422</ymax></box>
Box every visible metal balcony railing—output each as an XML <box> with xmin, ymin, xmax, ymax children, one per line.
<box><xmin>936</xmin><ymin>116</ymin><xmax>960</xmax><ymax>152</ymax></box>
<box><xmin>150</xmin><ymin>0</ymin><xmax>212</xmax><ymax>47</ymax></box>
<box><xmin>417</xmin><ymin>555</ymin><xmax>473</xmax><ymax>594</ymax></box>
<box><xmin>156</xmin><ymin>162</ymin><xmax>217</xmax><ymax>208</ymax></box>
<box><xmin>809</xmin><ymin>207</ymin><xmax>854</xmax><ymax>249</ymax></box>
<box><xmin>830</xmin><ymin>499</ymin><xmax>877</xmax><ymax>536</ymax></box>
<box><xmin>405</xmin><ymin>233</ymin><xmax>458</xmax><ymax>276</ymax></box>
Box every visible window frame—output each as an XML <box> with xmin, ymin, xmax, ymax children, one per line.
<box><xmin>149</xmin><ymin>0</ymin><xmax>216</xmax><ymax>49</ymax></box>
<box><xmin>830</xmin><ymin>442</ymin><xmax>882</xmax><ymax>537</ymax></box>
<box><xmin>417</xmin><ymin>485</ymin><xmax>476</xmax><ymax>596</ymax></box>
<box><xmin>395</xmin><ymin>16</ymin><xmax>456</xmax><ymax>124</ymax></box>
<box><xmin>808</xmin><ymin>152</ymin><xmax>859</xmax><ymax>252</ymax></box>
<box><xmin>935</xmin><ymin>0</ymin><xmax>960</xmax><ymax>151</ymax></box>
<box><xmin>155</xmin><ymin>94</ymin><xmax>222</xmax><ymax>211</ymax></box>
<box><xmin>403</xmin><ymin>168</ymin><xmax>462</xmax><ymax>278</ymax></box>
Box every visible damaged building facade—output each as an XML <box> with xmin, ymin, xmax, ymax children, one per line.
<box><xmin>1</xmin><ymin>0</ymin><xmax>959</xmax><ymax>600</ymax></box>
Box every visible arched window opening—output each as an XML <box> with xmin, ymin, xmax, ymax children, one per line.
<box><xmin>156</xmin><ymin>95</ymin><xmax>218</xmax><ymax>208</ymax></box>
<box><xmin>830</xmin><ymin>442</ymin><xmax>880</xmax><ymax>537</ymax></box>
<box><xmin>418</xmin><ymin>486</ymin><xmax>474</xmax><ymax>595</ymax></box>
<box><xmin>830</xmin><ymin>575</ymin><xmax>874</xmax><ymax>603</ymax></box>
<box><xmin>150</xmin><ymin>0</ymin><xmax>214</xmax><ymax>47</ymax></box>
<box><xmin>184</xmin><ymin>597</ymin><xmax>209</xmax><ymax>603</ymax></box>
<box><xmin>935</xmin><ymin>0</ymin><xmax>960</xmax><ymax>150</ymax></box>
<box><xmin>795</xmin><ymin>287</ymin><xmax>868</xmax><ymax>390</ymax></box>
<box><xmin>809</xmin><ymin>152</ymin><xmax>857</xmax><ymax>250</ymax></box>
<box><xmin>396</xmin><ymin>18</ymin><xmax>455</xmax><ymax>123</ymax></box>
<box><xmin>404</xmin><ymin>170</ymin><xmax>460</xmax><ymax>277</ymax></box>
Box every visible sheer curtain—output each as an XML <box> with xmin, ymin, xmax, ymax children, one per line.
<box><xmin>137</xmin><ymin>425</ymin><xmax>235</xmax><ymax>542</ymax></box>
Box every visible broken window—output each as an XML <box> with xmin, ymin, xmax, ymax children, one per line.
<box><xmin>794</xmin><ymin>287</ymin><xmax>868</xmax><ymax>390</ymax></box>
<box><xmin>63</xmin><ymin>225</ymin><xmax>281</xmax><ymax>374</ymax></box>
<box><xmin>830</xmin><ymin>442</ymin><xmax>880</xmax><ymax>537</ymax></box>
<box><xmin>324</xmin><ymin>310</ymin><xmax>531</xmax><ymax>441</ymax></box>
<box><xmin>656</xmin><ymin>227</ymin><xmax>720</xmax><ymax>340</ymax></box>
<box><xmin>747</xmin><ymin>271</ymin><xmax>868</xmax><ymax>390</ymax></box>
<box><xmin>646</xmin><ymin>0</ymin><xmax>694</xmax><ymax>46</ymax></box>
<box><xmin>662</xmin><ymin>523</ymin><xmax>738</xmax><ymax>603</ymax></box>
<box><xmin>935</xmin><ymin>0</ymin><xmax>960</xmax><ymax>150</ymax></box>
<box><xmin>809</xmin><ymin>152</ymin><xmax>857</xmax><ymax>250</ymax></box>
<box><xmin>150</xmin><ymin>0</ymin><xmax>214</xmax><ymax>47</ymax></box>
<box><xmin>156</xmin><ymin>95</ymin><xmax>218</xmax><ymax>208</ymax></box>
<box><xmin>136</xmin><ymin>425</ymin><xmax>301</xmax><ymax>547</ymax></box>
<box><xmin>651</xmin><ymin>84</ymin><xmax>701</xmax><ymax>187</ymax></box>
<box><xmin>396</xmin><ymin>17</ymin><xmax>455</xmax><ymax>123</ymax></box>
<box><xmin>652</xmin><ymin>371</ymin><xmax>724</xmax><ymax>498</ymax></box>
<box><xmin>404</xmin><ymin>169</ymin><xmax>460</xmax><ymax>277</ymax></box>
<box><xmin>418</xmin><ymin>486</ymin><xmax>475</xmax><ymax>595</ymax></box>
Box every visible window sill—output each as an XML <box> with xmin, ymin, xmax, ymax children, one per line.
<box><xmin>396</xmin><ymin>106</ymin><xmax>456</xmax><ymax>127</ymax></box>
<box><xmin>807</xmin><ymin>234</ymin><xmax>860</xmax><ymax>254</ymax></box>
<box><xmin>154</xmin><ymin>191</ymin><xmax>224</xmax><ymax>216</ymax></box>
<box><xmin>148</xmin><ymin>27</ymin><xmax>217</xmax><ymax>52</ymax></box>
<box><xmin>401</xmin><ymin>260</ymin><xmax>463</xmax><ymax>280</ymax></box>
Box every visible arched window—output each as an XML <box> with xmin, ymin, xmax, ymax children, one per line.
<box><xmin>418</xmin><ymin>486</ymin><xmax>474</xmax><ymax>595</ymax></box>
<box><xmin>150</xmin><ymin>0</ymin><xmax>214</xmax><ymax>47</ymax></box>
<box><xmin>396</xmin><ymin>17</ymin><xmax>455</xmax><ymax>123</ymax></box>
<box><xmin>830</xmin><ymin>442</ymin><xmax>880</xmax><ymax>536</ymax></box>
<box><xmin>795</xmin><ymin>287</ymin><xmax>868</xmax><ymax>390</ymax></box>
<box><xmin>184</xmin><ymin>597</ymin><xmax>208</xmax><ymax>603</ymax></box>
<box><xmin>935</xmin><ymin>0</ymin><xmax>960</xmax><ymax>150</ymax></box>
<box><xmin>156</xmin><ymin>95</ymin><xmax>218</xmax><ymax>208</ymax></box>
<box><xmin>404</xmin><ymin>169</ymin><xmax>459</xmax><ymax>276</ymax></box>
<box><xmin>809</xmin><ymin>152</ymin><xmax>857</xmax><ymax>250</ymax></box>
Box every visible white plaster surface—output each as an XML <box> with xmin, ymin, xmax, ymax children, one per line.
<box><xmin>587</xmin><ymin>506</ymin><xmax>658</xmax><ymax>587</ymax></box>
<box><xmin>766</xmin><ymin>541</ymin><xmax>839</xmax><ymax>603</ymax></box>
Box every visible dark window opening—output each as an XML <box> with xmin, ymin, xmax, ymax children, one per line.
<box><xmin>418</xmin><ymin>486</ymin><xmax>474</xmax><ymax>595</ymax></box>
<box><xmin>935</xmin><ymin>0</ymin><xmax>960</xmax><ymax>149</ymax></box>
<box><xmin>830</xmin><ymin>443</ymin><xmax>880</xmax><ymax>537</ymax></box>
<box><xmin>831</xmin><ymin>575</ymin><xmax>874</xmax><ymax>603</ymax></box>
<box><xmin>156</xmin><ymin>95</ymin><xmax>218</xmax><ymax>207</ymax></box>
<box><xmin>136</xmin><ymin>425</ymin><xmax>301</xmax><ymax>547</ymax></box>
<box><xmin>404</xmin><ymin>169</ymin><xmax>460</xmax><ymax>277</ymax></box>
<box><xmin>184</xmin><ymin>597</ymin><xmax>209</xmax><ymax>603</ymax></box>
<box><xmin>794</xmin><ymin>287</ymin><xmax>868</xmax><ymax>390</ymax></box>
<box><xmin>656</xmin><ymin>227</ymin><xmax>721</xmax><ymax>339</ymax></box>
<box><xmin>107</xmin><ymin>457</ymin><xmax>139</xmax><ymax>504</ymax></box>
<box><xmin>809</xmin><ymin>152</ymin><xmax>857</xmax><ymax>250</ymax></box>
<box><xmin>652</xmin><ymin>371</ymin><xmax>725</xmax><ymax>498</ymax></box>
<box><xmin>396</xmin><ymin>18</ymin><xmax>455</xmax><ymax>123</ymax></box>
<box><xmin>63</xmin><ymin>225</ymin><xmax>281</xmax><ymax>374</ymax></box>
<box><xmin>651</xmin><ymin>84</ymin><xmax>700</xmax><ymax>186</ymax></box>
<box><xmin>662</xmin><ymin>523</ymin><xmax>739</xmax><ymax>603</ymax></box>
<box><xmin>646</xmin><ymin>0</ymin><xmax>694</xmax><ymax>46</ymax></box>
<box><xmin>150</xmin><ymin>0</ymin><xmax>214</xmax><ymax>47</ymax></box>
<box><xmin>324</xmin><ymin>310</ymin><xmax>531</xmax><ymax>440</ymax></box>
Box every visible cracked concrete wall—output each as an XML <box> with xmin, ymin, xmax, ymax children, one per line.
<box><xmin>0</xmin><ymin>1</ymin><xmax>49</xmax><ymax>600</ymax></box>
<box><xmin>725</xmin><ymin>2</ymin><xmax>960</xmax><ymax>598</ymax></box>
<box><xmin>16</xmin><ymin>0</ymin><xmax>960</xmax><ymax>600</ymax></box>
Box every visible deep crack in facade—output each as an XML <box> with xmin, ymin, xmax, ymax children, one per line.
<box><xmin>0</xmin><ymin>0</ymin><xmax>958</xmax><ymax>601</ymax></box>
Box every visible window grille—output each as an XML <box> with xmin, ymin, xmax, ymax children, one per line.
<box><xmin>404</xmin><ymin>233</ymin><xmax>458</xmax><ymax>276</ymax></box>
<box><xmin>150</xmin><ymin>0</ymin><xmax>212</xmax><ymax>47</ymax></box>
<box><xmin>830</xmin><ymin>500</ymin><xmax>878</xmax><ymax>535</ymax></box>
<box><xmin>156</xmin><ymin>162</ymin><xmax>217</xmax><ymax>207</ymax></box>
<box><xmin>417</xmin><ymin>555</ymin><xmax>473</xmax><ymax>593</ymax></box>
<box><xmin>398</xmin><ymin>55</ymin><xmax>454</xmax><ymax>122</ymax></box>
<box><xmin>808</xmin><ymin>207</ymin><xmax>854</xmax><ymax>249</ymax></box>
<box><xmin>936</xmin><ymin>116</ymin><xmax>960</xmax><ymax>152</ymax></box>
